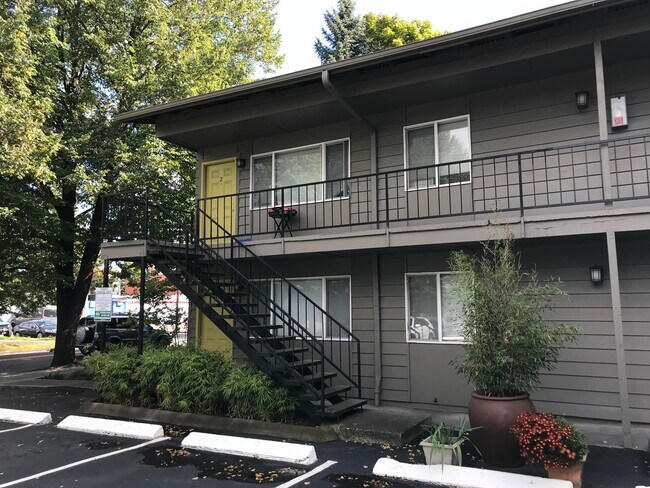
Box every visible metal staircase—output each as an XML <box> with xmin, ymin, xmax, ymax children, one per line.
<box><xmin>101</xmin><ymin>191</ymin><xmax>365</xmax><ymax>421</ymax></box>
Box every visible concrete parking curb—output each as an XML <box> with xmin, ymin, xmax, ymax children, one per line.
<box><xmin>57</xmin><ymin>415</ymin><xmax>164</xmax><ymax>440</ymax></box>
<box><xmin>372</xmin><ymin>458</ymin><xmax>572</xmax><ymax>488</ymax></box>
<box><xmin>181</xmin><ymin>432</ymin><xmax>318</xmax><ymax>465</ymax></box>
<box><xmin>78</xmin><ymin>401</ymin><xmax>338</xmax><ymax>442</ymax></box>
<box><xmin>0</xmin><ymin>407</ymin><xmax>51</xmax><ymax>425</ymax></box>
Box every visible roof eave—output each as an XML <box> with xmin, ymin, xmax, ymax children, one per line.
<box><xmin>115</xmin><ymin>0</ymin><xmax>619</xmax><ymax>125</ymax></box>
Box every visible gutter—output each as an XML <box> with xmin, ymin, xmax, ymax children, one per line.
<box><xmin>321</xmin><ymin>70</ymin><xmax>382</xmax><ymax>406</ymax></box>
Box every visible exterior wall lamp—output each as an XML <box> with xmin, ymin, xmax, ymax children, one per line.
<box><xmin>236</xmin><ymin>157</ymin><xmax>246</xmax><ymax>169</ymax></box>
<box><xmin>590</xmin><ymin>265</ymin><xmax>603</xmax><ymax>284</ymax></box>
<box><xmin>575</xmin><ymin>91</ymin><xmax>589</xmax><ymax>109</ymax></box>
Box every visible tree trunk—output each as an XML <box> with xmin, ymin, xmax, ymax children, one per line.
<box><xmin>51</xmin><ymin>194</ymin><xmax>103</xmax><ymax>367</ymax></box>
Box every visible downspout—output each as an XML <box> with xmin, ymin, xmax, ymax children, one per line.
<box><xmin>321</xmin><ymin>70</ymin><xmax>382</xmax><ymax>405</ymax></box>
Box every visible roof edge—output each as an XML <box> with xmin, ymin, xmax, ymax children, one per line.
<box><xmin>115</xmin><ymin>0</ymin><xmax>620</xmax><ymax>124</ymax></box>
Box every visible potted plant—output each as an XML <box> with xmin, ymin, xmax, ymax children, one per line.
<box><xmin>448</xmin><ymin>235</ymin><xmax>580</xmax><ymax>467</ymax></box>
<box><xmin>511</xmin><ymin>412</ymin><xmax>588</xmax><ymax>488</ymax></box>
<box><xmin>419</xmin><ymin>418</ymin><xmax>477</xmax><ymax>467</ymax></box>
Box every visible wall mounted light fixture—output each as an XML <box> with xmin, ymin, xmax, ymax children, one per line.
<box><xmin>590</xmin><ymin>265</ymin><xmax>603</xmax><ymax>284</ymax></box>
<box><xmin>575</xmin><ymin>91</ymin><xmax>589</xmax><ymax>109</ymax></box>
<box><xmin>236</xmin><ymin>157</ymin><xmax>246</xmax><ymax>169</ymax></box>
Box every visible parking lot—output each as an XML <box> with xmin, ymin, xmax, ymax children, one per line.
<box><xmin>0</xmin><ymin>354</ymin><xmax>647</xmax><ymax>488</ymax></box>
<box><xmin>0</xmin><ymin>385</ymin><xmax>424</xmax><ymax>488</ymax></box>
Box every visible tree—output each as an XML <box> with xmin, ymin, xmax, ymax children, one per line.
<box><xmin>314</xmin><ymin>0</ymin><xmax>367</xmax><ymax>63</ymax></box>
<box><xmin>0</xmin><ymin>0</ymin><xmax>282</xmax><ymax>366</ymax></box>
<box><xmin>314</xmin><ymin>1</ymin><xmax>446</xmax><ymax>64</ymax></box>
<box><xmin>363</xmin><ymin>13</ymin><xmax>445</xmax><ymax>52</ymax></box>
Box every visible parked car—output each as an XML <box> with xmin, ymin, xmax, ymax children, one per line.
<box><xmin>13</xmin><ymin>306</ymin><xmax>57</xmax><ymax>327</ymax></box>
<box><xmin>76</xmin><ymin>315</ymin><xmax>171</xmax><ymax>353</ymax></box>
<box><xmin>13</xmin><ymin>320</ymin><xmax>56</xmax><ymax>338</ymax></box>
<box><xmin>0</xmin><ymin>320</ymin><xmax>12</xmax><ymax>336</ymax></box>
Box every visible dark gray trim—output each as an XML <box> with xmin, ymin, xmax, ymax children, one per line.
<box><xmin>594</xmin><ymin>40</ymin><xmax>613</xmax><ymax>201</ymax></box>
<box><xmin>372</xmin><ymin>253</ymin><xmax>382</xmax><ymax>406</ymax></box>
<box><xmin>605</xmin><ymin>230</ymin><xmax>633</xmax><ymax>447</ymax></box>
<box><xmin>115</xmin><ymin>0</ymin><xmax>624</xmax><ymax>124</ymax></box>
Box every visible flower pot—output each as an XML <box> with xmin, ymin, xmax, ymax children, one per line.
<box><xmin>546</xmin><ymin>456</ymin><xmax>587</xmax><ymax>488</ymax></box>
<box><xmin>468</xmin><ymin>392</ymin><xmax>535</xmax><ymax>467</ymax></box>
<box><xmin>419</xmin><ymin>436</ymin><xmax>461</xmax><ymax>465</ymax></box>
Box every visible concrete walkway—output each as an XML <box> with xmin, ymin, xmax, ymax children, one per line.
<box><xmin>385</xmin><ymin>403</ymin><xmax>650</xmax><ymax>452</ymax></box>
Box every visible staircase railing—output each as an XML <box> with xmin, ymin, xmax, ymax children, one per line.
<box><xmin>101</xmin><ymin>190</ymin><xmax>362</xmax><ymax>414</ymax></box>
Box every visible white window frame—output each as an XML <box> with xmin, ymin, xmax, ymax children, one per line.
<box><xmin>403</xmin><ymin>115</ymin><xmax>472</xmax><ymax>191</ymax></box>
<box><xmin>266</xmin><ymin>275</ymin><xmax>353</xmax><ymax>341</ymax></box>
<box><xmin>249</xmin><ymin>138</ymin><xmax>351</xmax><ymax>210</ymax></box>
<box><xmin>405</xmin><ymin>272</ymin><xmax>465</xmax><ymax>344</ymax></box>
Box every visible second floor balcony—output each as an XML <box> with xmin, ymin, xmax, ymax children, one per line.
<box><xmin>195</xmin><ymin>134</ymin><xmax>650</xmax><ymax>246</ymax></box>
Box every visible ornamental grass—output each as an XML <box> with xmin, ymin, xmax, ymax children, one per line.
<box><xmin>511</xmin><ymin>412</ymin><xmax>588</xmax><ymax>469</ymax></box>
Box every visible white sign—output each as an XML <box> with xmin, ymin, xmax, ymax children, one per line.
<box><xmin>95</xmin><ymin>287</ymin><xmax>113</xmax><ymax>321</ymax></box>
<box><xmin>611</xmin><ymin>95</ymin><xmax>628</xmax><ymax>129</ymax></box>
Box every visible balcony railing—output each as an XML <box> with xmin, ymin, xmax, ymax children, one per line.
<box><xmin>196</xmin><ymin>134</ymin><xmax>650</xmax><ymax>240</ymax></box>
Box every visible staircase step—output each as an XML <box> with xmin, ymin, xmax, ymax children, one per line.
<box><xmin>301</xmin><ymin>384</ymin><xmax>351</xmax><ymax>401</ymax></box>
<box><xmin>221</xmin><ymin>313</ymin><xmax>270</xmax><ymax>320</ymax></box>
<box><xmin>289</xmin><ymin>371</ymin><xmax>336</xmax><ymax>385</ymax></box>
<box><xmin>262</xmin><ymin>346</ymin><xmax>310</xmax><ymax>357</ymax></box>
<box><xmin>254</xmin><ymin>335</ymin><xmax>297</xmax><ymax>344</ymax></box>
<box><xmin>289</xmin><ymin>358</ymin><xmax>321</xmax><ymax>369</ymax></box>
<box><xmin>322</xmin><ymin>398</ymin><xmax>367</xmax><ymax>418</ymax></box>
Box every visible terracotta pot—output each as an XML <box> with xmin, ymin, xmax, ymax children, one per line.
<box><xmin>468</xmin><ymin>392</ymin><xmax>535</xmax><ymax>467</ymax></box>
<box><xmin>547</xmin><ymin>458</ymin><xmax>586</xmax><ymax>488</ymax></box>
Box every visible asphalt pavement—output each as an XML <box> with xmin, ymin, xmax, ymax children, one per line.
<box><xmin>0</xmin><ymin>352</ymin><xmax>54</xmax><ymax>376</ymax></box>
<box><xmin>0</xmin><ymin>352</ymin><xmax>647</xmax><ymax>488</ymax></box>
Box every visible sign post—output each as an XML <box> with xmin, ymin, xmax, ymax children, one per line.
<box><xmin>95</xmin><ymin>287</ymin><xmax>112</xmax><ymax>352</ymax></box>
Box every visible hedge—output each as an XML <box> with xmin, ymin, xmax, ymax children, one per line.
<box><xmin>83</xmin><ymin>346</ymin><xmax>296</xmax><ymax>422</ymax></box>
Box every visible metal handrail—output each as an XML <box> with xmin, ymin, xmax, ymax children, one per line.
<box><xmin>101</xmin><ymin>191</ymin><xmax>363</xmax><ymax>407</ymax></box>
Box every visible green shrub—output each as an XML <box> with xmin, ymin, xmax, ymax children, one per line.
<box><xmin>84</xmin><ymin>346</ymin><xmax>296</xmax><ymax>421</ymax></box>
<box><xmin>449</xmin><ymin>236</ymin><xmax>581</xmax><ymax>397</ymax></box>
<box><xmin>222</xmin><ymin>362</ymin><xmax>297</xmax><ymax>422</ymax></box>
<box><xmin>154</xmin><ymin>347</ymin><xmax>232</xmax><ymax>414</ymax></box>
<box><xmin>83</xmin><ymin>347</ymin><xmax>139</xmax><ymax>405</ymax></box>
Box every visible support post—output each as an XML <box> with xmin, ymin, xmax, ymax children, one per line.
<box><xmin>606</xmin><ymin>231</ymin><xmax>632</xmax><ymax>448</ymax></box>
<box><xmin>372</xmin><ymin>254</ymin><xmax>382</xmax><ymax>406</ymax></box>
<box><xmin>99</xmin><ymin>260</ymin><xmax>110</xmax><ymax>353</ymax></box>
<box><xmin>138</xmin><ymin>257</ymin><xmax>146</xmax><ymax>356</ymax></box>
<box><xmin>594</xmin><ymin>40</ymin><xmax>613</xmax><ymax>203</ymax></box>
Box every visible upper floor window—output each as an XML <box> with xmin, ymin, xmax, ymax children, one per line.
<box><xmin>404</xmin><ymin>116</ymin><xmax>472</xmax><ymax>190</ymax></box>
<box><xmin>251</xmin><ymin>139</ymin><xmax>350</xmax><ymax>208</ymax></box>
<box><xmin>406</xmin><ymin>272</ymin><xmax>465</xmax><ymax>343</ymax></box>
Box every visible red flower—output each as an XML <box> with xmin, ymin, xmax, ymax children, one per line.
<box><xmin>511</xmin><ymin>412</ymin><xmax>588</xmax><ymax>469</ymax></box>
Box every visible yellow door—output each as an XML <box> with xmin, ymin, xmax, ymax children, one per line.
<box><xmin>201</xmin><ymin>159</ymin><xmax>237</xmax><ymax>241</ymax></box>
<box><xmin>197</xmin><ymin>159</ymin><xmax>238</xmax><ymax>356</ymax></box>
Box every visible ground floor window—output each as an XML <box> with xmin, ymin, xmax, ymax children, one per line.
<box><xmin>406</xmin><ymin>273</ymin><xmax>464</xmax><ymax>343</ymax></box>
<box><xmin>268</xmin><ymin>276</ymin><xmax>351</xmax><ymax>339</ymax></box>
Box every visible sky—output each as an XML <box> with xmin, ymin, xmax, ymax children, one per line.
<box><xmin>271</xmin><ymin>0</ymin><xmax>570</xmax><ymax>76</ymax></box>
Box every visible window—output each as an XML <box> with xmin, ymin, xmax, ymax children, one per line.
<box><xmin>267</xmin><ymin>276</ymin><xmax>351</xmax><ymax>339</ymax></box>
<box><xmin>404</xmin><ymin>116</ymin><xmax>472</xmax><ymax>190</ymax></box>
<box><xmin>251</xmin><ymin>140</ymin><xmax>350</xmax><ymax>208</ymax></box>
<box><xmin>406</xmin><ymin>273</ymin><xmax>465</xmax><ymax>343</ymax></box>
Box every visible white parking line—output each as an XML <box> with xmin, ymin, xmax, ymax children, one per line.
<box><xmin>0</xmin><ymin>424</ymin><xmax>36</xmax><ymax>434</ymax></box>
<box><xmin>275</xmin><ymin>460</ymin><xmax>338</xmax><ymax>488</ymax></box>
<box><xmin>0</xmin><ymin>436</ymin><xmax>169</xmax><ymax>488</ymax></box>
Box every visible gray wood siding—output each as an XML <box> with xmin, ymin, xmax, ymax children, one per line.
<box><xmin>618</xmin><ymin>234</ymin><xmax>650</xmax><ymax>423</ymax></box>
<box><xmin>195</xmin><ymin>55</ymin><xmax>650</xmax><ymax>238</ymax></box>
<box><xmin>369</xmin><ymin>234</ymin><xmax>650</xmax><ymax>423</ymax></box>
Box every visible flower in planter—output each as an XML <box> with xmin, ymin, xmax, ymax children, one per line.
<box><xmin>511</xmin><ymin>412</ymin><xmax>588</xmax><ymax>470</ymax></box>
